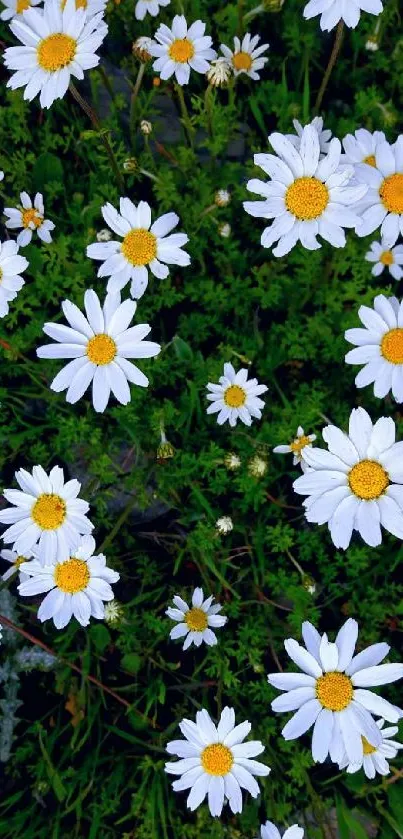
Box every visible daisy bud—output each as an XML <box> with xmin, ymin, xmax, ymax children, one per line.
<box><xmin>215</xmin><ymin>516</ymin><xmax>233</xmax><ymax>534</ymax></box>
<box><xmin>123</xmin><ymin>157</ymin><xmax>138</xmax><ymax>173</ymax></box>
<box><xmin>96</xmin><ymin>228</ymin><xmax>112</xmax><ymax>242</ymax></box>
<box><xmin>157</xmin><ymin>441</ymin><xmax>175</xmax><ymax>461</ymax></box>
<box><xmin>104</xmin><ymin>600</ymin><xmax>124</xmax><ymax>626</ymax></box>
<box><xmin>366</xmin><ymin>36</ymin><xmax>379</xmax><ymax>51</ymax></box>
<box><xmin>224</xmin><ymin>452</ymin><xmax>241</xmax><ymax>471</ymax></box>
<box><xmin>248</xmin><ymin>454</ymin><xmax>268</xmax><ymax>478</ymax></box>
<box><xmin>215</xmin><ymin>189</ymin><xmax>231</xmax><ymax>207</ymax></box>
<box><xmin>302</xmin><ymin>575</ymin><xmax>316</xmax><ymax>595</ymax></box>
<box><xmin>206</xmin><ymin>57</ymin><xmax>232</xmax><ymax>88</ymax></box>
<box><xmin>132</xmin><ymin>36</ymin><xmax>153</xmax><ymax>61</ymax></box>
<box><xmin>219</xmin><ymin>222</ymin><xmax>231</xmax><ymax>238</ymax></box>
<box><xmin>140</xmin><ymin>119</ymin><xmax>153</xmax><ymax>135</ymax></box>
<box><xmin>263</xmin><ymin>0</ymin><xmax>286</xmax><ymax>8</ymax></box>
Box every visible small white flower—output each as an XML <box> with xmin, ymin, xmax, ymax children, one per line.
<box><xmin>215</xmin><ymin>189</ymin><xmax>231</xmax><ymax>207</ymax></box>
<box><xmin>220</xmin><ymin>33</ymin><xmax>269</xmax><ymax>80</ymax></box>
<box><xmin>18</xmin><ymin>535</ymin><xmax>119</xmax><ymax>629</ymax></box>
<box><xmin>0</xmin><ymin>239</ymin><xmax>29</xmax><ymax>319</ymax></box>
<box><xmin>273</xmin><ymin>426</ymin><xmax>316</xmax><ymax>471</ymax></box>
<box><xmin>303</xmin><ymin>0</ymin><xmax>383</xmax><ymax>32</ymax></box>
<box><xmin>148</xmin><ymin>15</ymin><xmax>216</xmax><ymax>86</ymax></box>
<box><xmin>165</xmin><ymin>706</ymin><xmax>271</xmax><ymax>816</ymax></box>
<box><xmin>104</xmin><ymin>599</ymin><xmax>124</xmax><ymax>626</ymax></box>
<box><xmin>87</xmin><ymin>198</ymin><xmax>190</xmax><ymax>300</ymax></box>
<box><xmin>216</xmin><ymin>516</ymin><xmax>233</xmax><ymax>534</ymax></box>
<box><xmin>224</xmin><ymin>452</ymin><xmax>241</xmax><ymax>470</ymax></box>
<box><xmin>0</xmin><ymin>548</ymin><xmax>34</xmax><ymax>583</ymax></box>
<box><xmin>4</xmin><ymin>192</ymin><xmax>55</xmax><ymax>247</ymax></box>
<box><xmin>345</xmin><ymin>294</ymin><xmax>403</xmax><ymax>402</ymax></box>
<box><xmin>0</xmin><ymin>465</ymin><xmax>93</xmax><ymax>565</ymax></box>
<box><xmin>365</xmin><ymin>37</ymin><xmax>379</xmax><ymax>51</ymax></box>
<box><xmin>0</xmin><ymin>0</ymin><xmax>41</xmax><ymax>21</ymax></box>
<box><xmin>96</xmin><ymin>228</ymin><xmax>112</xmax><ymax>243</ymax></box>
<box><xmin>206</xmin><ymin>57</ymin><xmax>232</xmax><ymax>87</ymax></box>
<box><xmin>342</xmin><ymin>129</ymin><xmax>386</xmax><ymax>167</ymax></box>
<box><xmin>206</xmin><ymin>362</ymin><xmax>268</xmax><ymax>428</ymax></box>
<box><xmin>219</xmin><ymin>222</ymin><xmax>231</xmax><ymax>238</ymax></box>
<box><xmin>244</xmin><ymin>124</ymin><xmax>366</xmax><ymax>257</ymax></box>
<box><xmin>355</xmin><ymin>137</ymin><xmax>403</xmax><ymax>246</ymax></box>
<box><xmin>268</xmin><ymin>618</ymin><xmax>403</xmax><ymax>766</ymax></box>
<box><xmin>293</xmin><ymin>407</ymin><xmax>403</xmax><ymax>548</ymax></box>
<box><xmin>132</xmin><ymin>36</ymin><xmax>153</xmax><ymax>61</ymax></box>
<box><xmin>0</xmin><ymin>170</ymin><xmax>4</xmax><ymax>181</ymax></box>
<box><xmin>339</xmin><ymin>718</ymin><xmax>403</xmax><ymax>778</ymax></box>
<box><xmin>37</xmin><ymin>289</ymin><xmax>161</xmax><ymax>413</ymax></box>
<box><xmin>166</xmin><ymin>587</ymin><xmax>227</xmax><ymax>650</ymax></box>
<box><xmin>258</xmin><ymin>822</ymin><xmax>304</xmax><ymax>839</ymax></box>
<box><xmin>135</xmin><ymin>0</ymin><xmax>169</xmax><ymax>20</ymax></box>
<box><xmin>248</xmin><ymin>455</ymin><xmax>268</xmax><ymax>478</ymax></box>
<box><xmin>286</xmin><ymin>117</ymin><xmax>332</xmax><ymax>155</ymax></box>
<box><xmin>4</xmin><ymin>0</ymin><xmax>108</xmax><ymax>110</ymax></box>
<box><xmin>365</xmin><ymin>240</ymin><xmax>403</xmax><ymax>280</ymax></box>
<box><xmin>140</xmin><ymin>119</ymin><xmax>152</xmax><ymax>134</ymax></box>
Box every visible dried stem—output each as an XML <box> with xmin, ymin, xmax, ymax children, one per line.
<box><xmin>69</xmin><ymin>81</ymin><xmax>124</xmax><ymax>192</ymax></box>
<box><xmin>314</xmin><ymin>21</ymin><xmax>345</xmax><ymax>114</ymax></box>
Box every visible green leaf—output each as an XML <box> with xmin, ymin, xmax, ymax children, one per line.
<box><xmin>89</xmin><ymin>623</ymin><xmax>111</xmax><ymax>653</ymax></box>
<box><xmin>121</xmin><ymin>652</ymin><xmax>142</xmax><ymax>674</ymax></box>
<box><xmin>32</xmin><ymin>152</ymin><xmax>63</xmax><ymax>190</ymax></box>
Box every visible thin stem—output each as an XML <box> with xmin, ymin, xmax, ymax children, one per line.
<box><xmin>129</xmin><ymin>63</ymin><xmax>146</xmax><ymax>145</ymax></box>
<box><xmin>204</xmin><ymin>84</ymin><xmax>214</xmax><ymax>140</ymax></box>
<box><xmin>175</xmin><ymin>84</ymin><xmax>195</xmax><ymax>148</ymax></box>
<box><xmin>0</xmin><ymin>613</ymin><xmax>157</xmax><ymax>726</ymax></box>
<box><xmin>314</xmin><ymin>20</ymin><xmax>345</xmax><ymax>114</ymax></box>
<box><xmin>69</xmin><ymin>81</ymin><xmax>124</xmax><ymax>192</ymax></box>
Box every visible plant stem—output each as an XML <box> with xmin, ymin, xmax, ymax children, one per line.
<box><xmin>174</xmin><ymin>84</ymin><xmax>195</xmax><ymax>148</ymax></box>
<box><xmin>69</xmin><ymin>81</ymin><xmax>124</xmax><ymax>192</ymax></box>
<box><xmin>314</xmin><ymin>20</ymin><xmax>345</xmax><ymax>114</ymax></box>
<box><xmin>204</xmin><ymin>84</ymin><xmax>214</xmax><ymax>140</ymax></box>
<box><xmin>129</xmin><ymin>63</ymin><xmax>145</xmax><ymax>146</ymax></box>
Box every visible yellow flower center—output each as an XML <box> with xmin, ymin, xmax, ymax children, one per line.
<box><xmin>168</xmin><ymin>38</ymin><xmax>194</xmax><ymax>63</ymax></box>
<box><xmin>32</xmin><ymin>494</ymin><xmax>66</xmax><ymax>530</ymax></box>
<box><xmin>0</xmin><ymin>268</ymin><xmax>3</xmax><ymax>283</ymax></box>
<box><xmin>15</xmin><ymin>555</ymin><xmax>28</xmax><ymax>569</ymax></box>
<box><xmin>61</xmin><ymin>0</ymin><xmax>87</xmax><ymax>7</ymax></box>
<box><xmin>185</xmin><ymin>607</ymin><xmax>208</xmax><ymax>632</ymax></box>
<box><xmin>86</xmin><ymin>334</ymin><xmax>117</xmax><ymax>365</ymax></box>
<box><xmin>201</xmin><ymin>743</ymin><xmax>233</xmax><ymax>776</ymax></box>
<box><xmin>37</xmin><ymin>33</ymin><xmax>76</xmax><ymax>72</ymax></box>
<box><xmin>121</xmin><ymin>228</ymin><xmax>157</xmax><ymax>266</ymax></box>
<box><xmin>290</xmin><ymin>435</ymin><xmax>311</xmax><ymax>455</ymax></box>
<box><xmin>285</xmin><ymin>177</ymin><xmax>329</xmax><ymax>221</ymax></box>
<box><xmin>316</xmin><ymin>672</ymin><xmax>353</xmax><ymax>711</ymax></box>
<box><xmin>348</xmin><ymin>460</ymin><xmax>389</xmax><ymax>500</ymax></box>
<box><xmin>380</xmin><ymin>249</ymin><xmax>394</xmax><ymax>266</ymax></box>
<box><xmin>16</xmin><ymin>0</ymin><xmax>30</xmax><ymax>12</ymax></box>
<box><xmin>232</xmin><ymin>51</ymin><xmax>253</xmax><ymax>71</ymax></box>
<box><xmin>381</xmin><ymin>328</ymin><xmax>403</xmax><ymax>364</ymax></box>
<box><xmin>379</xmin><ymin>173</ymin><xmax>403</xmax><ymax>215</ymax></box>
<box><xmin>22</xmin><ymin>208</ymin><xmax>42</xmax><ymax>229</ymax></box>
<box><xmin>363</xmin><ymin>154</ymin><xmax>376</xmax><ymax>167</ymax></box>
<box><xmin>54</xmin><ymin>558</ymin><xmax>90</xmax><ymax>594</ymax></box>
<box><xmin>224</xmin><ymin>384</ymin><xmax>247</xmax><ymax>408</ymax></box>
<box><xmin>362</xmin><ymin>736</ymin><xmax>377</xmax><ymax>756</ymax></box>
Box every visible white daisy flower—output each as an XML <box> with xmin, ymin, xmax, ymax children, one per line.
<box><xmin>303</xmin><ymin>0</ymin><xmax>383</xmax><ymax>32</ymax></box>
<box><xmin>1</xmin><ymin>0</ymin><xmax>41</xmax><ymax>21</ymax></box>
<box><xmin>86</xmin><ymin>199</ymin><xmax>190</xmax><ymax>300</ymax></box>
<box><xmin>36</xmin><ymin>289</ymin><xmax>161</xmax><ymax>413</ymax></box>
<box><xmin>0</xmin><ymin>170</ymin><xmax>4</xmax><ymax>181</ymax></box>
<box><xmin>365</xmin><ymin>240</ymin><xmax>403</xmax><ymax>280</ymax></box>
<box><xmin>18</xmin><ymin>535</ymin><xmax>119</xmax><ymax>629</ymax></box>
<box><xmin>4</xmin><ymin>0</ymin><xmax>108</xmax><ymax>110</ymax></box>
<box><xmin>243</xmin><ymin>124</ymin><xmax>366</xmax><ymax>257</ymax></box>
<box><xmin>135</xmin><ymin>0</ymin><xmax>169</xmax><ymax>21</ymax></box>
<box><xmin>0</xmin><ymin>548</ymin><xmax>33</xmax><ymax>583</ymax></box>
<box><xmin>273</xmin><ymin>426</ymin><xmax>316</xmax><ymax>472</ymax></box>
<box><xmin>215</xmin><ymin>516</ymin><xmax>233</xmax><ymax>534</ymax></box>
<box><xmin>206</xmin><ymin>57</ymin><xmax>232</xmax><ymax>87</ymax></box>
<box><xmin>355</xmin><ymin>137</ymin><xmax>403</xmax><ymax>246</ymax></box>
<box><xmin>342</xmin><ymin>129</ymin><xmax>386</xmax><ymax>168</ymax></box>
<box><xmin>345</xmin><ymin>295</ymin><xmax>403</xmax><ymax>403</ymax></box>
<box><xmin>268</xmin><ymin>618</ymin><xmax>403</xmax><ymax>766</ymax></box>
<box><xmin>59</xmin><ymin>0</ymin><xmax>106</xmax><ymax>18</ymax></box>
<box><xmin>220</xmin><ymin>33</ymin><xmax>269</xmax><ymax>80</ymax></box>
<box><xmin>258</xmin><ymin>822</ymin><xmax>304</xmax><ymax>839</ymax></box>
<box><xmin>4</xmin><ymin>192</ymin><xmax>55</xmax><ymax>247</ymax></box>
<box><xmin>104</xmin><ymin>599</ymin><xmax>124</xmax><ymax>626</ymax></box>
<box><xmin>206</xmin><ymin>363</ymin><xmax>268</xmax><ymax>428</ymax></box>
<box><xmin>166</xmin><ymin>587</ymin><xmax>227</xmax><ymax>650</ymax></box>
<box><xmin>293</xmin><ymin>407</ymin><xmax>403</xmax><ymax>548</ymax></box>
<box><xmin>286</xmin><ymin>117</ymin><xmax>332</xmax><ymax>155</ymax></box>
<box><xmin>0</xmin><ymin>465</ymin><xmax>93</xmax><ymax>565</ymax></box>
<box><xmin>339</xmin><ymin>718</ymin><xmax>403</xmax><ymax>778</ymax></box>
<box><xmin>148</xmin><ymin>15</ymin><xmax>216</xmax><ymax>86</ymax></box>
<box><xmin>0</xmin><ymin>239</ymin><xmax>28</xmax><ymax>319</ymax></box>
<box><xmin>165</xmin><ymin>706</ymin><xmax>271</xmax><ymax>816</ymax></box>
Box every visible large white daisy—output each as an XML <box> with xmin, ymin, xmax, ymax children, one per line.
<box><xmin>273</xmin><ymin>426</ymin><xmax>316</xmax><ymax>472</ymax></box>
<box><xmin>206</xmin><ymin>362</ymin><xmax>268</xmax><ymax>428</ymax></box>
<box><xmin>18</xmin><ymin>535</ymin><xmax>119</xmax><ymax>629</ymax></box>
<box><xmin>286</xmin><ymin>117</ymin><xmax>332</xmax><ymax>155</ymax></box>
<box><xmin>36</xmin><ymin>289</ymin><xmax>161</xmax><ymax>412</ymax></box>
<box><xmin>0</xmin><ymin>465</ymin><xmax>93</xmax><ymax>565</ymax></box>
<box><xmin>345</xmin><ymin>295</ymin><xmax>403</xmax><ymax>403</ymax></box>
<box><xmin>0</xmin><ymin>239</ymin><xmax>29</xmax><ymax>319</ymax></box>
<box><xmin>148</xmin><ymin>15</ymin><xmax>216</xmax><ymax>86</ymax></box>
<box><xmin>4</xmin><ymin>0</ymin><xmax>108</xmax><ymax>109</ymax></box>
<box><xmin>0</xmin><ymin>0</ymin><xmax>41</xmax><ymax>21</ymax></box>
<box><xmin>135</xmin><ymin>0</ymin><xmax>169</xmax><ymax>21</ymax></box>
<box><xmin>220</xmin><ymin>33</ymin><xmax>269</xmax><ymax>81</ymax></box>
<box><xmin>258</xmin><ymin>823</ymin><xmax>304</xmax><ymax>839</ymax></box>
<box><xmin>243</xmin><ymin>124</ymin><xmax>366</xmax><ymax>257</ymax></box>
<box><xmin>303</xmin><ymin>0</ymin><xmax>383</xmax><ymax>31</ymax></box>
<box><xmin>4</xmin><ymin>192</ymin><xmax>54</xmax><ymax>247</ymax></box>
<box><xmin>166</xmin><ymin>587</ymin><xmax>227</xmax><ymax>650</ymax></box>
<box><xmin>293</xmin><ymin>407</ymin><xmax>403</xmax><ymax>548</ymax></box>
<box><xmin>86</xmin><ymin>199</ymin><xmax>190</xmax><ymax>300</ymax></box>
<box><xmin>0</xmin><ymin>548</ymin><xmax>33</xmax><ymax>583</ymax></box>
<box><xmin>365</xmin><ymin>239</ymin><xmax>403</xmax><ymax>280</ymax></box>
<box><xmin>268</xmin><ymin>619</ymin><xmax>403</xmax><ymax>766</ymax></box>
<box><xmin>355</xmin><ymin>137</ymin><xmax>403</xmax><ymax>246</ymax></box>
<box><xmin>339</xmin><ymin>718</ymin><xmax>403</xmax><ymax>779</ymax></box>
<box><xmin>58</xmin><ymin>0</ymin><xmax>107</xmax><ymax>17</ymax></box>
<box><xmin>342</xmin><ymin>129</ymin><xmax>386</xmax><ymax>168</ymax></box>
<box><xmin>165</xmin><ymin>706</ymin><xmax>270</xmax><ymax>817</ymax></box>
